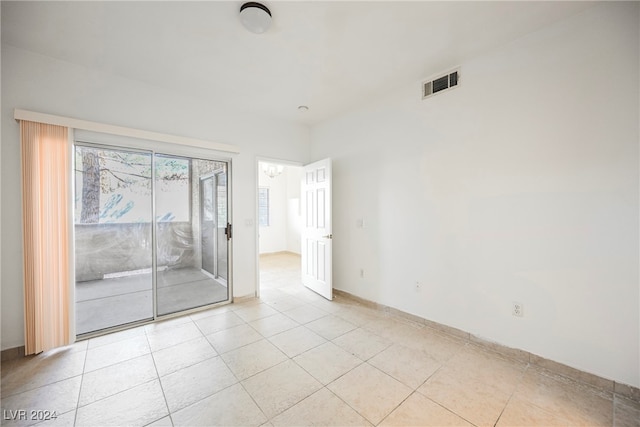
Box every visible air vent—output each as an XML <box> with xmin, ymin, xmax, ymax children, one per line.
<box><xmin>422</xmin><ymin>68</ymin><xmax>460</xmax><ymax>100</ymax></box>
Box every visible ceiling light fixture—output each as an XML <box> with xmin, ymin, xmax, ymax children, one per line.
<box><xmin>298</xmin><ymin>105</ymin><xmax>309</xmax><ymax>112</ymax></box>
<box><xmin>239</xmin><ymin>2</ymin><xmax>272</xmax><ymax>34</ymax></box>
<box><xmin>262</xmin><ymin>163</ymin><xmax>284</xmax><ymax>178</ymax></box>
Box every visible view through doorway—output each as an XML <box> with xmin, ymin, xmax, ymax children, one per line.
<box><xmin>256</xmin><ymin>161</ymin><xmax>304</xmax><ymax>294</ymax></box>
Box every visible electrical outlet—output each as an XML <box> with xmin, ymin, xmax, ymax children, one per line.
<box><xmin>512</xmin><ymin>302</ymin><xmax>524</xmax><ymax>317</ymax></box>
<box><xmin>415</xmin><ymin>281</ymin><xmax>421</xmax><ymax>292</ymax></box>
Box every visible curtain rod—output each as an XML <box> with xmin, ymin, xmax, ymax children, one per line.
<box><xmin>14</xmin><ymin>109</ymin><xmax>240</xmax><ymax>155</ymax></box>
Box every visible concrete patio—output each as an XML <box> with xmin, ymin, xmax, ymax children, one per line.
<box><xmin>76</xmin><ymin>267</ymin><xmax>228</xmax><ymax>335</ymax></box>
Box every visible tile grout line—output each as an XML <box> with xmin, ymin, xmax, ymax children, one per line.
<box><xmin>144</xmin><ymin>326</ymin><xmax>174</xmax><ymax>426</ymax></box>
<box><xmin>361</xmin><ymin>360</ymin><xmax>421</xmax><ymax>426</ymax></box>
<box><xmin>374</xmin><ymin>389</ymin><xmax>416</xmax><ymax>426</ymax></box>
<box><xmin>491</xmin><ymin>363</ymin><xmax>531</xmax><ymax>427</ymax></box>
<box><xmin>319</xmin><ymin>383</ymin><xmax>374</xmax><ymax>426</ymax></box>
<box><xmin>423</xmin><ymin>392</ymin><xmax>479</xmax><ymax>427</ymax></box>
<box><xmin>226</xmin><ymin>357</ymin><xmax>271</xmax><ymax>424</ymax></box>
<box><xmin>72</xmin><ymin>344</ymin><xmax>90</xmax><ymax>427</ymax></box>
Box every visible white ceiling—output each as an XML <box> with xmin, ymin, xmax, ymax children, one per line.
<box><xmin>2</xmin><ymin>1</ymin><xmax>595</xmax><ymax>125</ymax></box>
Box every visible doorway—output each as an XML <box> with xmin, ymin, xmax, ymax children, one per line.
<box><xmin>256</xmin><ymin>161</ymin><xmax>303</xmax><ymax>293</ymax></box>
<box><xmin>74</xmin><ymin>144</ymin><xmax>232</xmax><ymax>336</ymax></box>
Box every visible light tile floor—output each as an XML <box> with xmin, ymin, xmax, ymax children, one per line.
<box><xmin>2</xmin><ymin>253</ymin><xmax>639</xmax><ymax>426</ymax></box>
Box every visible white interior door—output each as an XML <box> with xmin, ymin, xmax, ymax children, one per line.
<box><xmin>301</xmin><ymin>158</ymin><xmax>332</xmax><ymax>300</ymax></box>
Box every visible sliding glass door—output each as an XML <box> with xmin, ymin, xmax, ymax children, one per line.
<box><xmin>155</xmin><ymin>155</ymin><xmax>229</xmax><ymax>316</ymax></box>
<box><xmin>74</xmin><ymin>145</ymin><xmax>154</xmax><ymax>335</ymax></box>
<box><xmin>200</xmin><ymin>169</ymin><xmax>228</xmax><ymax>283</ymax></box>
<box><xmin>74</xmin><ymin>144</ymin><xmax>230</xmax><ymax>336</ymax></box>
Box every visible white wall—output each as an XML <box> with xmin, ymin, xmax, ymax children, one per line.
<box><xmin>258</xmin><ymin>164</ymin><xmax>302</xmax><ymax>255</ymax></box>
<box><xmin>310</xmin><ymin>3</ymin><xmax>639</xmax><ymax>387</ymax></box>
<box><xmin>0</xmin><ymin>46</ymin><xmax>311</xmax><ymax>350</ymax></box>
<box><xmin>258</xmin><ymin>164</ymin><xmax>288</xmax><ymax>254</ymax></box>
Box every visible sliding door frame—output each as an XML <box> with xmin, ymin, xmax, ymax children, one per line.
<box><xmin>73</xmin><ymin>138</ymin><xmax>233</xmax><ymax>340</ymax></box>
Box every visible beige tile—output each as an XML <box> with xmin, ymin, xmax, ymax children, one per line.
<box><xmin>152</xmin><ymin>336</ymin><xmax>217</xmax><ymax>377</ymax></box>
<box><xmin>496</xmin><ymin>396</ymin><xmax>573</xmax><ymax>427</ymax></box>
<box><xmin>206</xmin><ymin>323</ymin><xmax>263</xmax><ymax>354</ymax></box>
<box><xmin>469</xmin><ymin>337</ymin><xmax>530</xmax><ymax>364</ymax></box>
<box><xmin>333</xmin><ymin>328</ymin><xmax>391</xmax><ymax>361</ymax></box>
<box><xmin>281</xmin><ymin>286</ymin><xmax>326</xmax><ymax>303</ymax></box>
<box><xmin>76</xmin><ymin>379</ymin><xmax>168</xmax><ymax>426</ymax></box>
<box><xmin>369</xmin><ymin>343</ymin><xmax>441</xmax><ymax>389</ymax></box>
<box><xmin>282</xmin><ymin>304</ymin><xmax>327</xmax><ymax>324</ymax></box>
<box><xmin>530</xmin><ymin>353</ymin><xmax>614</xmax><ymax>392</ymax></box>
<box><xmin>172</xmin><ymin>383</ymin><xmax>267</xmax><ymax>427</ymax></box>
<box><xmin>262</xmin><ymin>295</ymin><xmax>306</xmax><ymax>312</ymax></box>
<box><xmin>220</xmin><ymin>339</ymin><xmax>288</xmax><ymax>381</ymax></box>
<box><xmin>293</xmin><ymin>342</ymin><xmax>362</xmax><ymax>385</ymax></box>
<box><xmin>194</xmin><ymin>310</ymin><xmax>245</xmax><ymax>335</ymax></box>
<box><xmin>1</xmin><ymin>348</ymin><xmax>86</xmax><ymax>397</ymax></box>
<box><xmin>258</xmin><ymin>288</ymin><xmax>287</xmax><ymax>298</ymax></box>
<box><xmin>362</xmin><ymin>315</ymin><xmax>420</xmax><ymax>342</ymax></box>
<box><xmin>615</xmin><ymin>382</ymin><xmax>640</xmax><ymax>403</ymax></box>
<box><xmin>394</xmin><ymin>328</ymin><xmax>465</xmax><ymax>364</ymax></box>
<box><xmin>143</xmin><ymin>315</ymin><xmax>193</xmax><ymax>333</ymax></box>
<box><xmin>268</xmin><ymin>326</ymin><xmax>327</xmax><ymax>358</ymax></box>
<box><xmin>423</xmin><ymin>318</ymin><xmax>470</xmax><ymax>341</ymax></box>
<box><xmin>234</xmin><ymin>303</ymin><xmax>279</xmax><ymax>322</ymax></box>
<box><xmin>334</xmin><ymin>306</ymin><xmax>382</xmax><ymax>327</ymax></box>
<box><xmin>79</xmin><ymin>354</ymin><xmax>157</xmax><ymax>407</ymax></box>
<box><xmin>418</xmin><ymin>365</ymin><xmax>511</xmax><ymax>427</ymax></box>
<box><xmin>249</xmin><ymin>313</ymin><xmax>299</xmax><ymax>338</ymax></box>
<box><xmin>242</xmin><ymin>360</ymin><xmax>322</xmax><ymax>419</ymax></box>
<box><xmin>614</xmin><ymin>396</ymin><xmax>640</xmax><ymax>427</ymax></box>
<box><xmin>87</xmin><ymin>325</ymin><xmax>146</xmax><ymax>349</ymax></box>
<box><xmin>309</xmin><ymin>296</ymin><xmax>345</xmax><ymax>314</ymax></box>
<box><xmin>514</xmin><ymin>368</ymin><xmax>613</xmax><ymax>426</ymax></box>
<box><xmin>306</xmin><ymin>315</ymin><xmax>357</xmax><ymax>340</ymax></box>
<box><xmin>146</xmin><ymin>321</ymin><xmax>203</xmax><ymax>352</ymax></box>
<box><xmin>387</xmin><ymin>307</ymin><xmax>430</xmax><ymax>328</ymax></box>
<box><xmin>328</xmin><ymin>363</ymin><xmax>412</xmax><ymax>425</ymax></box>
<box><xmin>0</xmin><ymin>377</ymin><xmax>82</xmax><ymax>427</ymax></box>
<box><xmin>84</xmin><ymin>335</ymin><xmax>150</xmax><ymax>372</ymax></box>
<box><xmin>443</xmin><ymin>345</ymin><xmax>526</xmax><ymax>395</ymax></box>
<box><xmin>145</xmin><ymin>416</ymin><xmax>174</xmax><ymax>427</ymax></box>
<box><xmin>160</xmin><ymin>356</ymin><xmax>238</xmax><ymax>412</ymax></box>
<box><xmin>381</xmin><ymin>391</ymin><xmax>473</xmax><ymax>426</ymax></box>
<box><xmin>271</xmin><ymin>388</ymin><xmax>371</xmax><ymax>426</ymax></box>
<box><xmin>189</xmin><ymin>304</ymin><xmax>232</xmax><ymax>321</ymax></box>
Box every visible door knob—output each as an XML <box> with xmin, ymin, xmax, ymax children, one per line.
<box><xmin>323</xmin><ymin>234</ymin><xmax>333</xmax><ymax>239</ymax></box>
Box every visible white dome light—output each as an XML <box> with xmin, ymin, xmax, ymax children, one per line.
<box><xmin>239</xmin><ymin>2</ymin><xmax>272</xmax><ymax>34</ymax></box>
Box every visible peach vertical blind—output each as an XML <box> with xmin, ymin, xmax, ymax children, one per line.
<box><xmin>20</xmin><ymin>120</ymin><xmax>71</xmax><ymax>355</ymax></box>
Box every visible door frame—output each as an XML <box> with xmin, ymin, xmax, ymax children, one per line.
<box><xmin>254</xmin><ymin>157</ymin><xmax>303</xmax><ymax>299</ymax></box>
<box><xmin>199</xmin><ymin>168</ymin><xmax>226</xmax><ymax>282</ymax></box>
<box><xmin>72</xmin><ymin>138</ymin><xmax>235</xmax><ymax>340</ymax></box>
